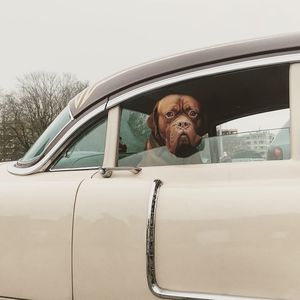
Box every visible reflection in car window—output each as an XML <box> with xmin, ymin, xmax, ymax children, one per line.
<box><xmin>267</xmin><ymin>120</ymin><xmax>290</xmax><ymax>160</ymax></box>
<box><xmin>209</xmin><ymin>127</ymin><xmax>290</xmax><ymax>163</ymax></box>
<box><xmin>216</xmin><ymin>109</ymin><xmax>290</xmax><ymax>162</ymax></box>
<box><xmin>117</xmin><ymin>64</ymin><xmax>290</xmax><ymax>167</ymax></box>
<box><xmin>52</xmin><ymin>119</ymin><xmax>107</xmax><ymax>170</ymax></box>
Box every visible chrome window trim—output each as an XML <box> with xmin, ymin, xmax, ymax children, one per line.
<box><xmin>67</xmin><ymin>103</ymin><xmax>75</xmax><ymax>120</ymax></box>
<box><xmin>146</xmin><ymin>179</ymin><xmax>276</xmax><ymax>300</ymax></box>
<box><xmin>7</xmin><ymin>52</ymin><xmax>300</xmax><ymax>175</ymax></box>
<box><xmin>49</xmin><ymin>166</ymin><xmax>99</xmax><ymax>172</ymax></box>
<box><xmin>7</xmin><ymin>103</ymin><xmax>106</xmax><ymax>175</ymax></box>
<box><xmin>107</xmin><ymin>52</ymin><xmax>300</xmax><ymax>109</ymax></box>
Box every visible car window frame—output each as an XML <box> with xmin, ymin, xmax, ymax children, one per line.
<box><xmin>112</xmin><ymin>66</ymin><xmax>292</xmax><ymax>168</ymax></box>
<box><xmin>7</xmin><ymin>102</ymin><xmax>108</xmax><ymax>175</ymax></box>
<box><xmin>7</xmin><ymin>53</ymin><xmax>300</xmax><ymax>176</ymax></box>
<box><xmin>49</xmin><ymin>115</ymin><xmax>108</xmax><ymax>172</ymax></box>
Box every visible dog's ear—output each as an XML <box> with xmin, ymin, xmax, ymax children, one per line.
<box><xmin>147</xmin><ymin>103</ymin><xmax>159</xmax><ymax>137</ymax></box>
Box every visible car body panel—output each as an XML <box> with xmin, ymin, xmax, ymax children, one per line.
<box><xmin>289</xmin><ymin>63</ymin><xmax>300</xmax><ymax>161</ymax></box>
<box><xmin>72</xmin><ymin>161</ymin><xmax>300</xmax><ymax>300</ymax></box>
<box><xmin>73</xmin><ymin>173</ymin><xmax>153</xmax><ymax>300</ymax></box>
<box><xmin>154</xmin><ymin>161</ymin><xmax>300</xmax><ymax>299</ymax></box>
<box><xmin>72</xmin><ymin>61</ymin><xmax>300</xmax><ymax>300</ymax></box>
<box><xmin>2</xmin><ymin>36</ymin><xmax>300</xmax><ymax>300</ymax></box>
<box><xmin>0</xmin><ymin>163</ymin><xmax>95</xmax><ymax>300</ymax></box>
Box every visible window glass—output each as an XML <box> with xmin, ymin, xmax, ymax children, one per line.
<box><xmin>119</xmin><ymin>109</ymin><xmax>150</xmax><ymax>161</ymax></box>
<box><xmin>117</xmin><ymin>64</ymin><xmax>290</xmax><ymax>167</ymax></box>
<box><xmin>20</xmin><ymin>107</ymin><xmax>71</xmax><ymax>163</ymax></box>
<box><xmin>52</xmin><ymin>118</ymin><xmax>107</xmax><ymax>170</ymax></box>
<box><xmin>216</xmin><ymin>109</ymin><xmax>290</xmax><ymax>162</ymax></box>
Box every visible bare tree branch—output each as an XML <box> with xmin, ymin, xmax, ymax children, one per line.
<box><xmin>0</xmin><ymin>72</ymin><xmax>88</xmax><ymax>161</ymax></box>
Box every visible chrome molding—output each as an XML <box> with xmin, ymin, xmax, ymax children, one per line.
<box><xmin>108</xmin><ymin>52</ymin><xmax>300</xmax><ymax>109</ymax></box>
<box><xmin>100</xmin><ymin>166</ymin><xmax>142</xmax><ymax>178</ymax></box>
<box><xmin>146</xmin><ymin>180</ymin><xmax>277</xmax><ymax>300</ymax></box>
<box><xmin>67</xmin><ymin>103</ymin><xmax>75</xmax><ymax>120</ymax></box>
<box><xmin>146</xmin><ymin>179</ymin><xmax>163</xmax><ymax>294</ymax></box>
<box><xmin>49</xmin><ymin>166</ymin><xmax>99</xmax><ymax>172</ymax></box>
<box><xmin>7</xmin><ymin>103</ymin><xmax>106</xmax><ymax>175</ymax></box>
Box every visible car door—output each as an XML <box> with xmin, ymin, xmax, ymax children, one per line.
<box><xmin>0</xmin><ymin>168</ymin><xmax>94</xmax><ymax>300</ymax></box>
<box><xmin>0</xmin><ymin>114</ymin><xmax>107</xmax><ymax>300</ymax></box>
<box><xmin>73</xmin><ymin>61</ymin><xmax>300</xmax><ymax>300</ymax></box>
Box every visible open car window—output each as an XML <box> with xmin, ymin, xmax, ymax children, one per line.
<box><xmin>117</xmin><ymin>64</ymin><xmax>290</xmax><ymax>167</ymax></box>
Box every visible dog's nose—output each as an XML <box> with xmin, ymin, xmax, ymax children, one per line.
<box><xmin>177</xmin><ymin>121</ymin><xmax>191</xmax><ymax>129</ymax></box>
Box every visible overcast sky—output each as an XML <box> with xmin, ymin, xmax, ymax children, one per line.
<box><xmin>1</xmin><ymin>0</ymin><xmax>300</xmax><ymax>92</ymax></box>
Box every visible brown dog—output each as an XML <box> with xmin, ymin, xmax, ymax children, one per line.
<box><xmin>146</xmin><ymin>94</ymin><xmax>204</xmax><ymax>158</ymax></box>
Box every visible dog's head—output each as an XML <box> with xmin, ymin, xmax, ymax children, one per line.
<box><xmin>147</xmin><ymin>94</ymin><xmax>204</xmax><ymax>157</ymax></box>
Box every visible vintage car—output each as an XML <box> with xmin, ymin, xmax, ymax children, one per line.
<box><xmin>1</xmin><ymin>33</ymin><xmax>300</xmax><ymax>300</ymax></box>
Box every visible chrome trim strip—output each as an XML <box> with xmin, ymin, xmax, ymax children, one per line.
<box><xmin>108</xmin><ymin>53</ymin><xmax>300</xmax><ymax>109</ymax></box>
<box><xmin>67</xmin><ymin>103</ymin><xmax>75</xmax><ymax>120</ymax></box>
<box><xmin>7</xmin><ymin>103</ymin><xmax>106</xmax><ymax>175</ymax></box>
<box><xmin>146</xmin><ymin>180</ymin><xmax>278</xmax><ymax>300</ymax></box>
<box><xmin>146</xmin><ymin>179</ymin><xmax>163</xmax><ymax>293</ymax></box>
<box><xmin>49</xmin><ymin>166</ymin><xmax>99</xmax><ymax>172</ymax></box>
<box><xmin>100</xmin><ymin>166</ymin><xmax>142</xmax><ymax>178</ymax></box>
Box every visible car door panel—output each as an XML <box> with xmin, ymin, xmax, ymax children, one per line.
<box><xmin>73</xmin><ymin>161</ymin><xmax>300</xmax><ymax>300</ymax></box>
<box><xmin>0</xmin><ymin>166</ymin><xmax>94</xmax><ymax>300</ymax></box>
<box><xmin>154</xmin><ymin>161</ymin><xmax>300</xmax><ymax>299</ymax></box>
<box><xmin>73</xmin><ymin>172</ymin><xmax>155</xmax><ymax>300</ymax></box>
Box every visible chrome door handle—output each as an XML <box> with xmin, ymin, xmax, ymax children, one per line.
<box><xmin>100</xmin><ymin>167</ymin><xmax>142</xmax><ymax>178</ymax></box>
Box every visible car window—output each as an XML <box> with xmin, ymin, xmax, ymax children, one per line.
<box><xmin>52</xmin><ymin>118</ymin><xmax>107</xmax><ymax>170</ymax></box>
<box><xmin>20</xmin><ymin>107</ymin><xmax>72</xmax><ymax>164</ymax></box>
<box><xmin>215</xmin><ymin>109</ymin><xmax>290</xmax><ymax>162</ymax></box>
<box><xmin>117</xmin><ymin>64</ymin><xmax>290</xmax><ymax>167</ymax></box>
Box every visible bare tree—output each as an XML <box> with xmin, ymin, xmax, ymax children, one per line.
<box><xmin>0</xmin><ymin>72</ymin><xmax>88</xmax><ymax>161</ymax></box>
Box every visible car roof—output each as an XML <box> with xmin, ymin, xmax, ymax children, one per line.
<box><xmin>69</xmin><ymin>33</ymin><xmax>300</xmax><ymax>118</ymax></box>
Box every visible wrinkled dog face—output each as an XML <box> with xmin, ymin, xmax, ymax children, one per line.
<box><xmin>147</xmin><ymin>94</ymin><xmax>203</xmax><ymax>157</ymax></box>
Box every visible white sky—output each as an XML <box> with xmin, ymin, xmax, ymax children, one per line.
<box><xmin>0</xmin><ymin>0</ymin><xmax>299</xmax><ymax>132</ymax></box>
<box><xmin>1</xmin><ymin>0</ymin><xmax>300</xmax><ymax>92</ymax></box>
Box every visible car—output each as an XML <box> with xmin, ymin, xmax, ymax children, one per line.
<box><xmin>1</xmin><ymin>33</ymin><xmax>300</xmax><ymax>300</ymax></box>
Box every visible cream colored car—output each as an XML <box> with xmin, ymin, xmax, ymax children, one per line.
<box><xmin>1</xmin><ymin>34</ymin><xmax>300</xmax><ymax>300</ymax></box>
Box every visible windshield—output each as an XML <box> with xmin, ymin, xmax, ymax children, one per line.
<box><xmin>19</xmin><ymin>107</ymin><xmax>72</xmax><ymax>164</ymax></box>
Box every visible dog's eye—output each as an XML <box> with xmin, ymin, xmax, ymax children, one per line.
<box><xmin>165</xmin><ymin>111</ymin><xmax>175</xmax><ymax>119</ymax></box>
<box><xmin>189</xmin><ymin>110</ymin><xmax>198</xmax><ymax>118</ymax></box>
